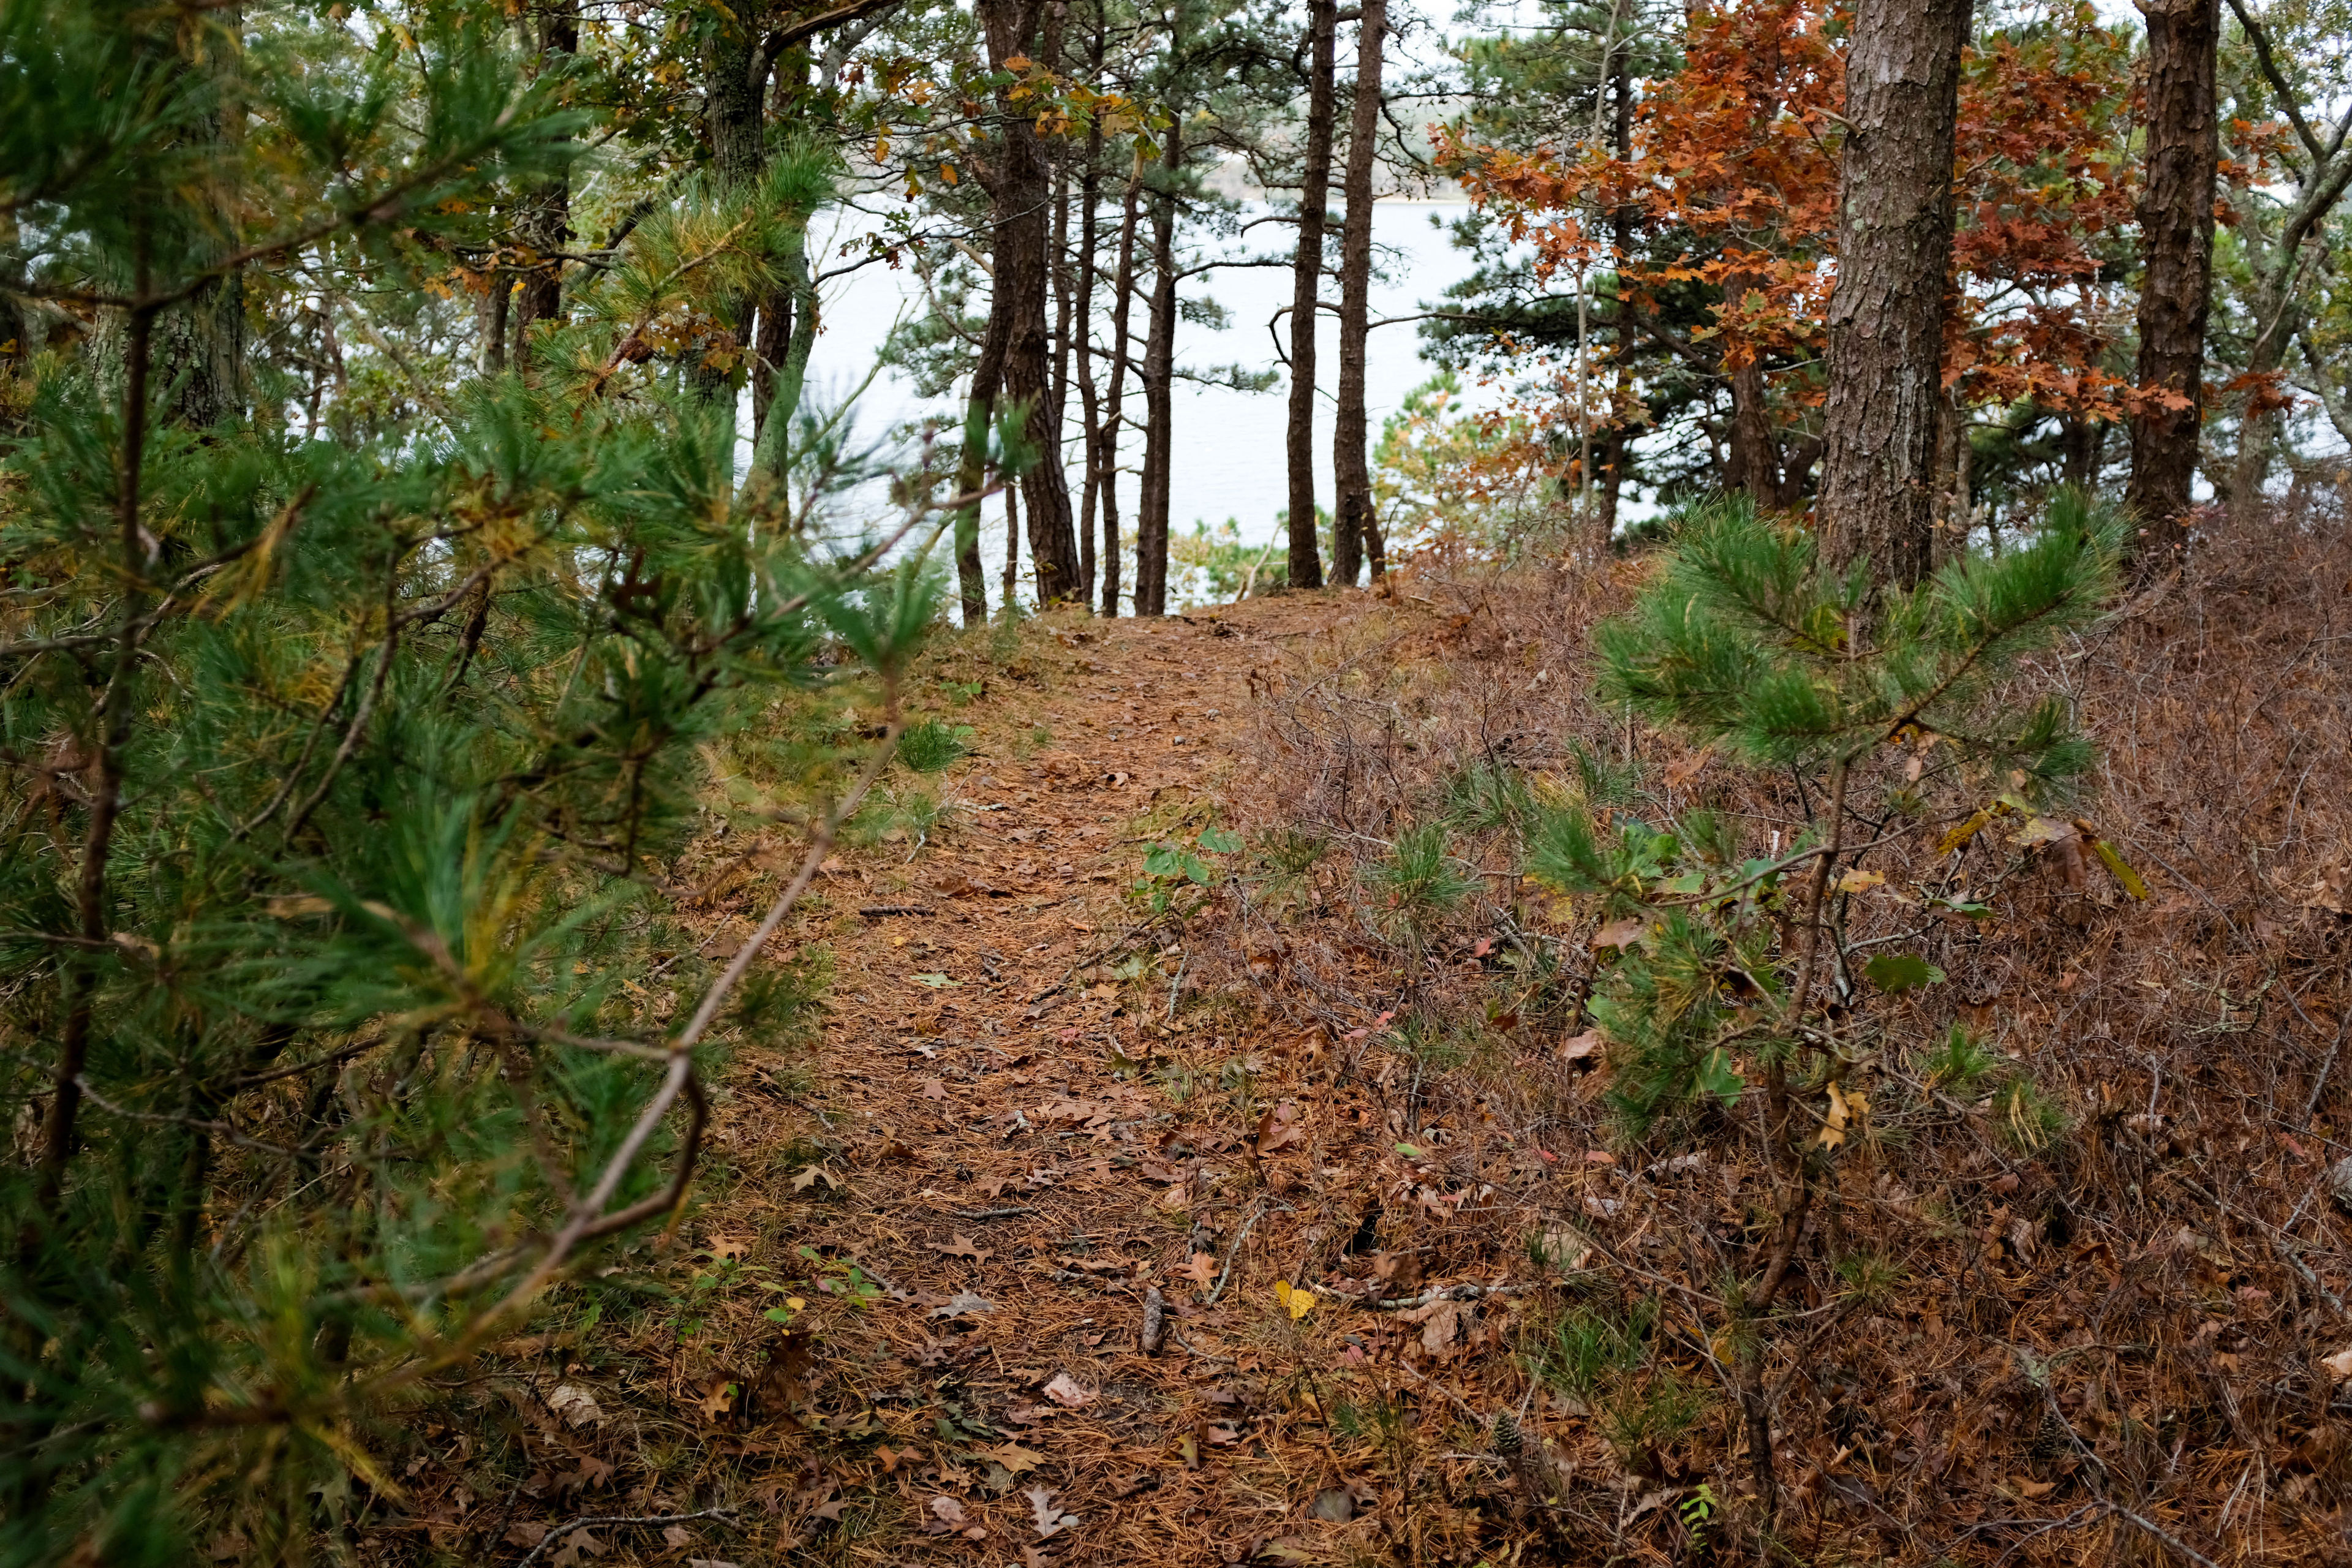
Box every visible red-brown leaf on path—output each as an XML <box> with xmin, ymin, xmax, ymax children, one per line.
<box><xmin>921</xmin><ymin>1077</ymin><xmax>948</xmax><ymax>1100</ymax></box>
<box><xmin>1041</xmin><ymin>1371</ymin><xmax>1095</xmax><ymax>1408</ymax></box>
<box><xmin>1180</xmin><ymin>1252</ymin><xmax>1218</xmax><ymax>1284</ymax></box>
<box><xmin>927</xmin><ymin>1495</ymin><xmax>968</xmax><ymax>1526</ymax></box>
<box><xmin>1253</xmin><ymin>1101</ymin><xmax>1308</xmax><ymax>1156</ymax></box>
<box><xmin>931</xmin><ymin>1232</ymin><xmax>993</xmax><ymax>1264</ymax></box>
<box><xmin>706</xmin><ymin>1233</ymin><xmax>750</xmax><ymax>1262</ymax></box>
<box><xmin>1562</xmin><ymin>1029</ymin><xmax>1602</xmax><ymax>1061</ymax></box>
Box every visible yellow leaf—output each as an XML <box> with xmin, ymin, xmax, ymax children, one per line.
<box><xmin>2087</xmin><ymin>835</ymin><xmax>2150</xmax><ymax>900</ymax></box>
<box><xmin>1834</xmin><ymin>869</ymin><xmax>1883</xmax><ymax>894</ymax></box>
<box><xmin>1934</xmin><ymin>808</ymin><xmax>1993</xmax><ymax>857</ymax></box>
<box><xmin>1272</xmin><ymin>1280</ymin><xmax>1314</xmax><ymax>1320</ymax></box>
<box><xmin>940</xmin><ymin>161</ymin><xmax>959</xmax><ymax>184</ymax></box>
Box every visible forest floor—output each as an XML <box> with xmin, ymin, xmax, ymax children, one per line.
<box><xmin>423</xmin><ymin>518</ymin><xmax>2352</xmax><ymax>1568</ymax></box>
<box><xmin>475</xmin><ymin>588</ymin><xmax>1435</xmax><ymax>1568</ymax></box>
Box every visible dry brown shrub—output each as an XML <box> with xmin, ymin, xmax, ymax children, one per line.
<box><xmin>1187</xmin><ymin>487</ymin><xmax>2352</xmax><ymax>1564</ymax></box>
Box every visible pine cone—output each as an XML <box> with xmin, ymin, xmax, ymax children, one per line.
<box><xmin>2024</xmin><ymin>1409</ymin><xmax>2072</xmax><ymax>1465</ymax></box>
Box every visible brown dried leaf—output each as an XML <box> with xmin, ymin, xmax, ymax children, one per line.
<box><xmin>930</xmin><ymin>1232</ymin><xmax>994</xmax><ymax>1264</ymax></box>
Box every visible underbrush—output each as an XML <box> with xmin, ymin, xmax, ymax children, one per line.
<box><xmin>1180</xmin><ymin>489</ymin><xmax>2352</xmax><ymax>1564</ymax></box>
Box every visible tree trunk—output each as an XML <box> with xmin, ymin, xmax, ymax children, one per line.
<box><xmin>513</xmin><ymin>0</ymin><xmax>578</xmax><ymax>381</ymax></box>
<box><xmin>696</xmin><ymin>11</ymin><xmax>767</xmax><ymax>410</ymax></box>
<box><xmin>751</xmin><ymin>279</ymin><xmax>792</xmax><ymax>436</ymax></box>
<box><xmin>1814</xmin><ymin>0</ymin><xmax>1970</xmax><ymax>590</ymax></box>
<box><xmin>1072</xmin><ymin>160</ymin><xmax>1101</xmax><ymax>606</ymax></box>
<box><xmin>1285</xmin><ymin>0</ymin><xmax>1338</xmax><ymax>590</ymax></box>
<box><xmin>475</xmin><ymin>263</ymin><xmax>508</xmax><ymax>377</ymax></box>
<box><xmin>1722</xmin><ymin>330</ymin><xmax>1781</xmax><ymax>504</ymax></box>
<box><xmin>1099</xmin><ymin>157</ymin><xmax>1143</xmax><ymax>617</ymax></box>
<box><xmin>748</xmin><ymin>239</ymin><xmax>818</xmax><ymax>483</ymax></box>
<box><xmin>1136</xmin><ymin>123</ymin><xmax>1182</xmax><ymax>617</ymax></box>
<box><xmin>145</xmin><ymin>16</ymin><xmax>246</xmax><ymax>432</ymax></box>
<box><xmin>1072</xmin><ymin>153</ymin><xmax>1103</xmax><ymax>606</ymax></box>
<box><xmin>1330</xmin><ymin>0</ymin><xmax>1386</xmax><ymax>588</ymax></box>
<box><xmin>981</xmin><ymin>0</ymin><xmax>1083</xmax><ymax>603</ymax></box>
<box><xmin>955</xmin><ymin>292</ymin><xmax>1012</xmax><ymax>628</ymax></box>
<box><xmin>1003</xmin><ymin>475</ymin><xmax>1021</xmax><ymax>616</ymax></box>
<box><xmin>2125</xmin><ymin>0</ymin><xmax>2217</xmax><ymax>552</ymax></box>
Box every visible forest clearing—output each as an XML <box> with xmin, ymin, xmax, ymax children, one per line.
<box><xmin>5</xmin><ymin>0</ymin><xmax>2352</xmax><ymax>1563</ymax></box>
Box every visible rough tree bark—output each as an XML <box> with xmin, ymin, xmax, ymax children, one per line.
<box><xmin>1330</xmin><ymin>0</ymin><xmax>1386</xmax><ymax>587</ymax></box>
<box><xmin>1814</xmin><ymin>0</ymin><xmax>1971</xmax><ymax>589</ymax></box>
<box><xmin>1136</xmin><ymin>119</ymin><xmax>1182</xmax><ymax>617</ymax></box>
<box><xmin>1723</xmin><ymin>336</ymin><xmax>1782</xmax><ymax>505</ymax></box>
<box><xmin>980</xmin><ymin>0</ymin><xmax>1082</xmax><ymax>604</ymax></box>
<box><xmin>2125</xmin><ymin>0</ymin><xmax>2217</xmax><ymax>554</ymax></box>
<box><xmin>695</xmin><ymin>7</ymin><xmax>767</xmax><ymax>410</ymax></box>
<box><xmin>512</xmin><ymin>0</ymin><xmax>578</xmax><ymax>381</ymax></box>
<box><xmin>1284</xmin><ymin>0</ymin><xmax>1338</xmax><ymax>590</ymax></box>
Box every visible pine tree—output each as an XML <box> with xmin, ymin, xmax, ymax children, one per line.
<box><xmin>1526</xmin><ymin>491</ymin><xmax>2128</xmax><ymax>1517</ymax></box>
<box><xmin>0</xmin><ymin>1</ymin><xmax>953</xmax><ymax>1549</ymax></box>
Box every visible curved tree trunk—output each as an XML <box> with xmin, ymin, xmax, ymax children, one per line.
<box><xmin>1285</xmin><ymin>0</ymin><xmax>1338</xmax><ymax>591</ymax></box>
<box><xmin>1815</xmin><ymin>0</ymin><xmax>1971</xmax><ymax>590</ymax></box>
<box><xmin>2125</xmin><ymin>0</ymin><xmax>2217</xmax><ymax>554</ymax></box>
<box><xmin>1330</xmin><ymin>0</ymin><xmax>1386</xmax><ymax>588</ymax></box>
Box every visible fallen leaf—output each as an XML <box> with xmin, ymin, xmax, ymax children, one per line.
<box><xmin>1041</xmin><ymin>1371</ymin><xmax>1095</xmax><ymax>1408</ymax></box>
<box><xmin>2323</xmin><ymin>1346</ymin><xmax>2352</xmax><ymax>1380</ymax></box>
<box><xmin>789</xmin><ymin>1163</ymin><xmax>837</xmax><ymax>1193</ymax></box>
<box><xmin>922</xmin><ymin>1077</ymin><xmax>948</xmax><ymax>1100</ymax></box>
<box><xmin>929</xmin><ymin>1289</ymin><xmax>997</xmax><ymax>1320</ymax></box>
<box><xmin>1417</xmin><ymin>1299</ymin><xmax>1463</xmax><ymax>1357</ymax></box>
<box><xmin>1272</xmin><ymin>1280</ymin><xmax>1315</xmax><ymax>1321</ymax></box>
<box><xmin>696</xmin><ymin>1378</ymin><xmax>739</xmax><ymax>1422</ymax></box>
<box><xmin>2011</xmin><ymin>1477</ymin><xmax>2058</xmax><ymax>1499</ymax></box>
<box><xmin>546</xmin><ymin>1384</ymin><xmax>602</xmax><ymax>1428</ymax></box>
<box><xmin>706</xmin><ymin>1233</ymin><xmax>750</xmax><ymax>1262</ymax></box>
<box><xmin>1180</xmin><ymin>1252</ymin><xmax>1218</xmax><ymax>1284</ymax></box>
<box><xmin>1312</xmin><ymin>1486</ymin><xmax>1354</xmax><ymax>1522</ymax></box>
<box><xmin>911</xmin><ymin>972</ymin><xmax>962</xmax><ymax>988</ymax></box>
<box><xmin>981</xmin><ymin>1442</ymin><xmax>1047</xmax><ymax>1474</ymax></box>
<box><xmin>1025</xmin><ymin>1484</ymin><xmax>1082</xmax><ymax>1538</ymax></box>
<box><xmin>1562</xmin><ymin>1028</ymin><xmax>1602</xmax><ymax>1061</ymax></box>
<box><xmin>931</xmin><ymin>1232</ymin><xmax>994</xmax><ymax>1264</ymax></box>
<box><xmin>928</xmin><ymin>1496</ymin><xmax>968</xmax><ymax>1526</ymax></box>
<box><xmin>1591</xmin><ymin>918</ymin><xmax>1646</xmax><ymax>951</ymax></box>
<box><xmin>662</xmin><ymin>1525</ymin><xmax>693</xmax><ymax>1549</ymax></box>
<box><xmin>1834</xmin><ymin>869</ymin><xmax>1885</xmax><ymax>894</ymax></box>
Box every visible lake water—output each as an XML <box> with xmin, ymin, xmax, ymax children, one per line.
<box><xmin>782</xmin><ymin>199</ymin><xmax>1487</xmax><ymax>597</ymax></box>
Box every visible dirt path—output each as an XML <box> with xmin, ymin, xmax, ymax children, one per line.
<box><xmin>683</xmin><ymin>592</ymin><xmax>1362</xmax><ymax>1566</ymax></box>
